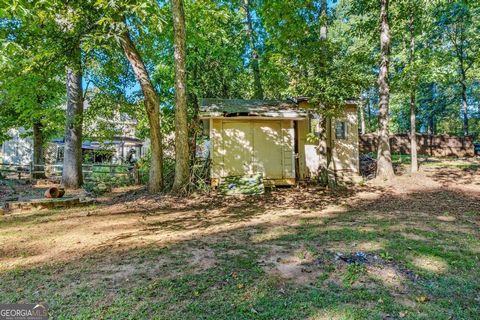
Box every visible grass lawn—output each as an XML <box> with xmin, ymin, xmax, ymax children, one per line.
<box><xmin>1</xmin><ymin>159</ymin><xmax>479</xmax><ymax>319</ymax></box>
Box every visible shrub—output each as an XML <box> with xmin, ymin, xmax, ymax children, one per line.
<box><xmin>83</xmin><ymin>165</ymin><xmax>134</xmax><ymax>195</ymax></box>
<box><xmin>137</xmin><ymin>151</ymin><xmax>176</xmax><ymax>191</ymax></box>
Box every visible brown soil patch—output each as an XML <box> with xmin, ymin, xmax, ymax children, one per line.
<box><xmin>186</xmin><ymin>246</ymin><xmax>218</xmax><ymax>272</ymax></box>
<box><xmin>1</xmin><ymin>158</ymin><xmax>479</xmax><ymax>288</ymax></box>
<box><xmin>260</xmin><ymin>244</ymin><xmax>320</xmax><ymax>285</ymax></box>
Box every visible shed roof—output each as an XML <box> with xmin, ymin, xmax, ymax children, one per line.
<box><xmin>200</xmin><ymin>98</ymin><xmax>308</xmax><ymax>119</ymax></box>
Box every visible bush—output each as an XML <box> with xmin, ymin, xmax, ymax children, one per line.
<box><xmin>83</xmin><ymin>165</ymin><xmax>134</xmax><ymax>195</ymax></box>
<box><xmin>137</xmin><ymin>151</ymin><xmax>176</xmax><ymax>191</ymax></box>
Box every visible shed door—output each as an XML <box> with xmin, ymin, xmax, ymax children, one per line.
<box><xmin>222</xmin><ymin>121</ymin><xmax>253</xmax><ymax>176</ymax></box>
<box><xmin>220</xmin><ymin>120</ymin><xmax>294</xmax><ymax>180</ymax></box>
<box><xmin>253</xmin><ymin>121</ymin><xmax>284</xmax><ymax>179</ymax></box>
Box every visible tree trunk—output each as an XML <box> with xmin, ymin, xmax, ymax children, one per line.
<box><xmin>317</xmin><ymin>0</ymin><xmax>333</xmax><ymax>186</ymax></box>
<box><xmin>119</xmin><ymin>28</ymin><xmax>163</xmax><ymax>193</ymax></box>
<box><xmin>461</xmin><ymin>81</ymin><xmax>469</xmax><ymax>136</ymax></box>
<box><xmin>320</xmin><ymin>0</ymin><xmax>328</xmax><ymax>40</ymax></box>
<box><xmin>32</xmin><ymin>121</ymin><xmax>46</xmax><ymax>179</ymax></box>
<box><xmin>367</xmin><ymin>100</ymin><xmax>372</xmax><ymax>130</ymax></box>
<box><xmin>243</xmin><ymin>0</ymin><xmax>263</xmax><ymax>99</ymax></box>
<box><xmin>360</xmin><ymin>101</ymin><xmax>366</xmax><ymax>135</ymax></box>
<box><xmin>376</xmin><ymin>0</ymin><xmax>395</xmax><ymax>180</ymax></box>
<box><xmin>427</xmin><ymin>116</ymin><xmax>436</xmax><ymax>136</ymax></box>
<box><xmin>189</xmin><ymin>93</ymin><xmax>200</xmax><ymax>165</ymax></box>
<box><xmin>410</xmin><ymin>90</ymin><xmax>417</xmax><ymax>173</ymax></box>
<box><xmin>317</xmin><ymin>116</ymin><xmax>329</xmax><ymax>185</ymax></box>
<box><xmin>171</xmin><ymin>0</ymin><xmax>190</xmax><ymax>193</ymax></box>
<box><xmin>62</xmin><ymin>45</ymin><xmax>84</xmax><ymax>189</ymax></box>
<box><xmin>409</xmin><ymin>13</ymin><xmax>418</xmax><ymax>173</ymax></box>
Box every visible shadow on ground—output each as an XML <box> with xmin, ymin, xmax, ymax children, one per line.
<box><xmin>1</xmin><ymin>176</ymin><xmax>479</xmax><ymax>319</ymax></box>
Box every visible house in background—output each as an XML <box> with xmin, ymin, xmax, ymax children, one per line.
<box><xmin>0</xmin><ymin>132</ymin><xmax>145</xmax><ymax>166</ymax></box>
<box><xmin>1</xmin><ymin>118</ymin><xmax>145</xmax><ymax>167</ymax></box>
<box><xmin>199</xmin><ymin>98</ymin><xmax>360</xmax><ymax>187</ymax></box>
<box><xmin>1</xmin><ymin>97</ymin><xmax>146</xmax><ymax>166</ymax></box>
<box><xmin>51</xmin><ymin>136</ymin><xmax>145</xmax><ymax>164</ymax></box>
<box><xmin>0</xmin><ymin>128</ymin><xmax>33</xmax><ymax>165</ymax></box>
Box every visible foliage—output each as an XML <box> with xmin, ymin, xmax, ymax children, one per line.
<box><xmin>83</xmin><ymin>165</ymin><xmax>133</xmax><ymax>194</ymax></box>
<box><xmin>259</xmin><ymin>0</ymin><xmax>373</xmax><ymax>115</ymax></box>
<box><xmin>1</xmin><ymin>0</ymin><xmax>480</xmax><ymax>190</ymax></box>
<box><xmin>343</xmin><ymin>262</ymin><xmax>367</xmax><ymax>286</ymax></box>
<box><xmin>218</xmin><ymin>174</ymin><xmax>264</xmax><ymax>195</ymax></box>
<box><xmin>136</xmin><ymin>150</ymin><xmax>175</xmax><ymax>190</ymax></box>
<box><xmin>0</xmin><ymin>7</ymin><xmax>66</xmax><ymax>143</ymax></box>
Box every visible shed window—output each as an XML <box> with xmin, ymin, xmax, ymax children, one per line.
<box><xmin>335</xmin><ymin>122</ymin><xmax>347</xmax><ymax>139</ymax></box>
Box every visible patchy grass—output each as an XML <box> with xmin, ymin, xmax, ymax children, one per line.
<box><xmin>391</xmin><ymin>153</ymin><xmax>429</xmax><ymax>164</ymax></box>
<box><xmin>1</xmin><ymin>160</ymin><xmax>480</xmax><ymax>319</ymax></box>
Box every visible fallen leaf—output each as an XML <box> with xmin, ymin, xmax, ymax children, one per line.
<box><xmin>416</xmin><ymin>295</ymin><xmax>430</xmax><ymax>303</ymax></box>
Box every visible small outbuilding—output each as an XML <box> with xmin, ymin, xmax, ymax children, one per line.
<box><xmin>199</xmin><ymin>98</ymin><xmax>360</xmax><ymax>187</ymax></box>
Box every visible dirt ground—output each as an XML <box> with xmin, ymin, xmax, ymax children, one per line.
<box><xmin>0</xmin><ymin>179</ymin><xmax>86</xmax><ymax>210</ymax></box>
<box><xmin>1</xmin><ymin>158</ymin><xmax>479</xmax><ymax>319</ymax></box>
<box><xmin>1</xmin><ymin>158</ymin><xmax>478</xmax><ymax>271</ymax></box>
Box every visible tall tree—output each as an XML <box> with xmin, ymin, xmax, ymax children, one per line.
<box><xmin>118</xmin><ymin>26</ymin><xmax>164</xmax><ymax>193</ymax></box>
<box><xmin>392</xmin><ymin>0</ymin><xmax>425</xmax><ymax>173</ymax></box>
<box><xmin>376</xmin><ymin>0</ymin><xmax>395</xmax><ymax>179</ymax></box>
<box><xmin>318</xmin><ymin>0</ymin><xmax>330</xmax><ymax>184</ymax></box>
<box><xmin>171</xmin><ymin>0</ymin><xmax>189</xmax><ymax>192</ymax></box>
<box><xmin>243</xmin><ymin>0</ymin><xmax>263</xmax><ymax>99</ymax></box>
<box><xmin>62</xmin><ymin>45</ymin><xmax>84</xmax><ymax>188</ymax></box>
<box><xmin>0</xmin><ymin>1</ymin><xmax>67</xmax><ymax>179</ymax></box>
<box><xmin>435</xmin><ymin>1</ymin><xmax>479</xmax><ymax>136</ymax></box>
<box><xmin>51</xmin><ymin>1</ymin><xmax>102</xmax><ymax>188</ymax></box>
<box><xmin>91</xmin><ymin>0</ymin><xmax>169</xmax><ymax>193</ymax></box>
<box><xmin>408</xmin><ymin>9</ymin><xmax>418</xmax><ymax>173</ymax></box>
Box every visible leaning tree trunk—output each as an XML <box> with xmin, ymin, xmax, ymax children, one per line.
<box><xmin>119</xmin><ymin>28</ymin><xmax>163</xmax><ymax>193</ymax></box>
<box><xmin>376</xmin><ymin>0</ymin><xmax>395</xmax><ymax>180</ymax></box>
<box><xmin>62</xmin><ymin>45</ymin><xmax>84</xmax><ymax>189</ymax></box>
<box><xmin>171</xmin><ymin>0</ymin><xmax>190</xmax><ymax>193</ymax></box>
<box><xmin>32</xmin><ymin>121</ymin><xmax>46</xmax><ymax>179</ymax></box>
<box><xmin>409</xmin><ymin>13</ymin><xmax>418</xmax><ymax>173</ymax></box>
<box><xmin>243</xmin><ymin>0</ymin><xmax>263</xmax><ymax>99</ymax></box>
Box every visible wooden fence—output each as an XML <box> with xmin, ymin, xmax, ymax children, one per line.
<box><xmin>0</xmin><ymin>163</ymin><xmax>136</xmax><ymax>181</ymax></box>
<box><xmin>359</xmin><ymin>134</ymin><xmax>475</xmax><ymax>157</ymax></box>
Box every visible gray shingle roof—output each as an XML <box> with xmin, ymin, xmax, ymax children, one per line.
<box><xmin>200</xmin><ymin>98</ymin><xmax>308</xmax><ymax>118</ymax></box>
